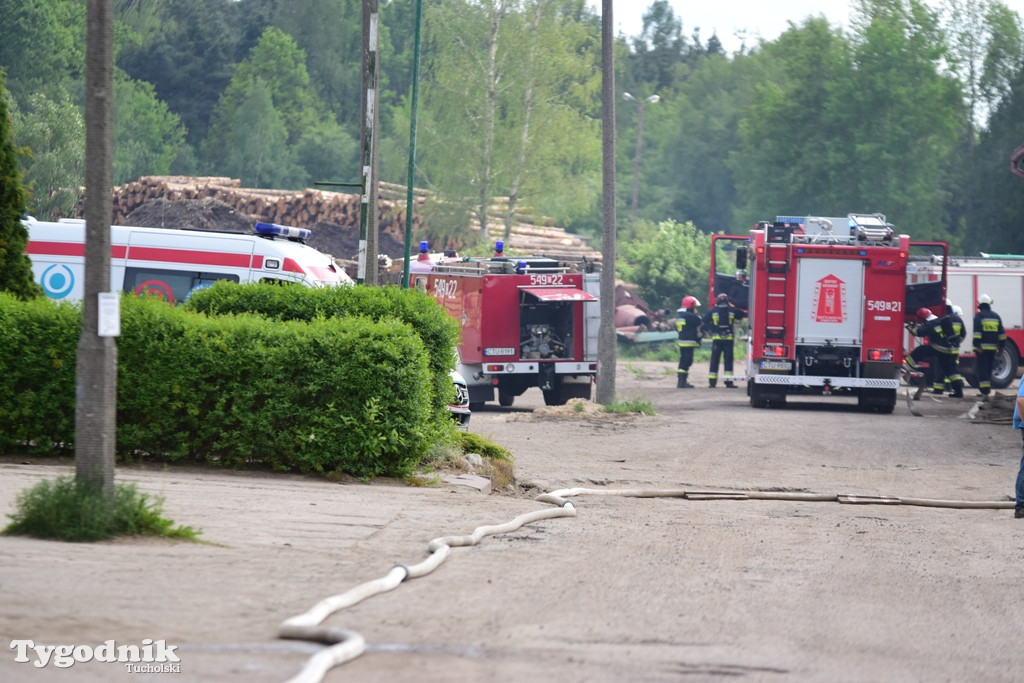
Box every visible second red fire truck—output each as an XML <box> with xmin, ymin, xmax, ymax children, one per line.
<box><xmin>710</xmin><ymin>214</ymin><xmax>948</xmax><ymax>412</ymax></box>
<box><xmin>421</xmin><ymin>255</ymin><xmax>600</xmax><ymax>408</ymax></box>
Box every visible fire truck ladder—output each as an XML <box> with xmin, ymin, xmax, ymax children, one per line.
<box><xmin>763</xmin><ymin>242</ymin><xmax>790</xmax><ymax>341</ymax></box>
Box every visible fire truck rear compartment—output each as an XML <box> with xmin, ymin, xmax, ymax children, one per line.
<box><xmin>518</xmin><ymin>298</ymin><xmax>574</xmax><ymax>361</ymax></box>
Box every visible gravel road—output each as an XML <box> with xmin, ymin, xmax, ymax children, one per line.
<box><xmin>2</xmin><ymin>361</ymin><xmax>1022</xmax><ymax>682</ymax></box>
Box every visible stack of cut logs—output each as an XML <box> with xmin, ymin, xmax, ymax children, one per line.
<box><xmin>99</xmin><ymin>176</ymin><xmax>600</xmax><ymax>259</ymax></box>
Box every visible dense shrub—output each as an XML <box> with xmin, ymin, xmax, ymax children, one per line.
<box><xmin>184</xmin><ymin>281</ymin><xmax>461</xmax><ymax>419</ymax></box>
<box><xmin>0</xmin><ymin>292</ymin><xmax>450</xmax><ymax>478</ymax></box>
<box><xmin>0</xmin><ymin>294</ymin><xmax>79</xmax><ymax>448</ymax></box>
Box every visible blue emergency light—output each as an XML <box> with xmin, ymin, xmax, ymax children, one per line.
<box><xmin>255</xmin><ymin>222</ymin><xmax>311</xmax><ymax>240</ymax></box>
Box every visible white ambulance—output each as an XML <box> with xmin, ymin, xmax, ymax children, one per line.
<box><xmin>23</xmin><ymin>217</ymin><xmax>352</xmax><ymax>304</ymax></box>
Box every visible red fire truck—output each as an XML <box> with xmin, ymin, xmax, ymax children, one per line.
<box><xmin>710</xmin><ymin>214</ymin><xmax>948</xmax><ymax>412</ymax></box>
<box><xmin>422</xmin><ymin>256</ymin><xmax>600</xmax><ymax>408</ymax></box>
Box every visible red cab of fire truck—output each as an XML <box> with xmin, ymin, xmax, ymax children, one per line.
<box><xmin>23</xmin><ymin>217</ymin><xmax>352</xmax><ymax>304</ymax></box>
<box><xmin>423</xmin><ymin>255</ymin><xmax>600</xmax><ymax>408</ymax></box>
<box><xmin>710</xmin><ymin>214</ymin><xmax>948</xmax><ymax>412</ymax></box>
<box><xmin>906</xmin><ymin>254</ymin><xmax>1024</xmax><ymax>389</ymax></box>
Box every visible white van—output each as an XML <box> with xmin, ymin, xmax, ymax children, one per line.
<box><xmin>24</xmin><ymin>217</ymin><xmax>352</xmax><ymax>304</ymax></box>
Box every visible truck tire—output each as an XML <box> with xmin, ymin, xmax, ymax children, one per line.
<box><xmin>541</xmin><ymin>376</ymin><xmax>571</xmax><ymax>406</ymax></box>
<box><xmin>991</xmin><ymin>343</ymin><xmax>1019</xmax><ymax>390</ymax></box>
<box><xmin>498</xmin><ymin>391</ymin><xmax>515</xmax><ymax>407</ymax></box>
<box><xmin>749</xmin><ymin>382</ymin><xmax>769</xmax><ymax>408</ymax></box>
<box><xmin>560</xmin><ymin>381</ymin><xmax>593</xmax><ymax>402</ymax></box>
<box><xmin>542</xmin><ymin>387</ymin><xmax>564</xmax><ymax>406</ymax></box>
<box><xmin>858</xmin><ymin>388</ymin><xmax>896</xmax><ymax>413</ymax></box>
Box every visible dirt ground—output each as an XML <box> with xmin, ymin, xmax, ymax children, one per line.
<box><xmin>2</xmin><ymin>361</ymin><xmax>1023</xmax><ymax>682</ymax></box>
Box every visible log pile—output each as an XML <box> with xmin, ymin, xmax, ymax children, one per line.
<box><xmin>95</xmin><ymin>176</ymin><xmax>599</xmax><ymax>260</ymax></box>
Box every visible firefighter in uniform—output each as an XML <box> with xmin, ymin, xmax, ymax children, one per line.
<box><xmin>973</xmin><ymin>293</ymin><xmax>1006</xmax><ymax>397</ymax></box>
<box><xmin>904</xmin><ymin>307</ymin><xmax>936</xmax><ymax>400</ymax></box>
<box><xmin>909</xmin><ymin>305</ymin><xmax>965</xmax><ymax>398</ymax></box>
<box><xmin>674</xmin><ymin>296</ymin><xmax>702</xmax><ymax>388</ymax></box>
<box><xmin>702</xmin><ymin>293</ymin><xmax>744</xmax><ymax>388</ymax></box>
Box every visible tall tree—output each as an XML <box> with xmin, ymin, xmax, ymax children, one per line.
<box><xmin>967</xmin><ymin>62</ymin><xmax>1024</xmax><ymax>253</ymax></box>
<box><xmin>629</xmin><ymin>0</ymin><xmax>692</xmax><ymax>93</ymax></box>
<box><xmin>10</xmin><ymin>89</ymin><xmax>86</xmax><ymax>220</ymax></box>
<box><xmin>653</xmin><ymin>51</ymin><xmax>774</xmax><ymax>232</ymax></box>
<box><xmin>421</xmin><ymin>0</ymin><xmax>512</xmax><ymax>243</ymax></box>
<box><xmin>495</xmin><ymin>0</ymin><xmax>601</xmax><ymax>238</ymax></box>
<box><xmin>272</xmin><ymin>0</ymin><xmax>365</xmax><ymax>133</ymax></box>
<box><xmin>219</xmin><ymin>77</ymin><xmax>306</xmax><ymax>188</ymax></box>
<box><xmin>730</xmin><ymin>18</ymin><xmax>851</xmax><ymax>226</ymax></box>
<box><xmin>0</xmin><ymin>74</ymin><xmax>43</xmax><ymax>300</ymax></box>
<box><xmin>113</xmin><ymin>74</ymin><xmax>187</xmax><ymax>184</ymax></box>
<box><xmin>202</xmin><ymin>26</ymin><xmax>324</xmax><ymax>179</ymax></box>
<box><xmin>838</xmin><ymin>0</ymin><xmax>962</xmax><ymax>241</ymax></box>
<box><xmin>0</xmin><ymin>0</ymin><xmax>85</xmax><ymax>102</ymax></box>
<box><xmin>116</xmin><ymin>0</ymin><xmax>244</xmax><ymax>146</ymax></box>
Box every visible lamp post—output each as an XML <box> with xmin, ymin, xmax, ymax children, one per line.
<box><xmin>622</xmin><ymin>92</ymin><xmax>659</xmax><ymax>234</ymax></box>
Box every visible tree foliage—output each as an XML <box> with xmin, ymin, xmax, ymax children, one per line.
<box><xmin>0</xmin><ymin>74</ymin><xmax>43</xmax><ymax>300</ymax></box>
<box><xmin>113</xmin><ymin>75</ymin><xmax>187</xmax><ymax>185</ymax></box>
<box><xmin>9</xmin><ymin>88</ymin><xmax>85</xmax><ymax>220</ymax></box>
<box><xmin>618</xmin><ymin>219</ymin><xmax>711</xmax><ymax>310</ymax></box>
<box><xmin>3</xmin><ymin>0</ymin><xmax>1024</xmax><ymax>261</ymax></box>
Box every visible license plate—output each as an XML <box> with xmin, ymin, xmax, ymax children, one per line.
<box><xmin>760</xmin><ymin>360</ymin><xmax>792</xmax><ymax>371</ymax></box>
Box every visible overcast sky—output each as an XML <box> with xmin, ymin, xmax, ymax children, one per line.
<box><xmin>599</xmin><ymin>0</ymin><xmax>1024</xmax><ymax>54</ymax></box>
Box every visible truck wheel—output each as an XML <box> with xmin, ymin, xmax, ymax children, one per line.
<box><xmin>560</xmin><ymin>382</ymin><xmax>593</xmax><ymax>402</ymax></box>
<box><xmin>749</xmin><ymin>382</ymin><xmax>769</xmax><ymax>408</ymax></box>
<box><xmin>542</xmin><ymin>387</ymin><xmax>565</xmax><ymax>406</ymax></box>
<box><xmin>498</xmin><ymin>391</ymin><xmax>515</xmax><ymax>407</ymax></box>
<box><xmin>991</xmin><ymin>343</ymin><xmax>1020</xmax><ymax>389</ymax></box>
<box><xmin>859</xmin><ymin>388</ymin><xmax>896</xmax><ymax>413</ymax></box>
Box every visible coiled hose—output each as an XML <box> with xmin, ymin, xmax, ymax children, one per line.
<box><xmin>278</xmin><ymin>486</ymin><xmax>1012</xmax><ymax>682</ymax></box>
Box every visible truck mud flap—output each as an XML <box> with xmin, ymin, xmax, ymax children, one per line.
<box><xmin>538</xmin><ymin>363</ymin><xmax>556</xmax><ymax>391</ymax></box>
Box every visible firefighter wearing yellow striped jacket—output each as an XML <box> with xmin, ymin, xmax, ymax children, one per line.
<box><xmin>674</xmin><ymin>296</ymin><xmax>703</xmax><ymax>388</ymax></box>
<box><xmin>702</xmin><ymin>293</ymin><xmax>745</xmax><ymax>388</ymax></box>
<box><xmin>973</xmin><ymin>294</ymin><xmax>1006</xmax><ymax>396</ymax></box>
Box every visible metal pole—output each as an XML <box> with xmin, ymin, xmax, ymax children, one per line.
<box><xmin>402</xmin><ymin>0</ymin><xmax>424</xmax><ymax>289</ymax></box>
<box><xmin>630</xmin><ymin>99</ymin><xmax>643</xmax><ymax>235</ymax></box>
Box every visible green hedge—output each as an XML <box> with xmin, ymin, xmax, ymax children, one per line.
<box><xmin>0</xmin><ymin>295</ymin><xmax>79</xmax><ymax>448</ymax></box>
<box><xmin>0</xmin><ymin>291</ymin><xmax>449</xmax><ymax>478</ymax></box>
<box><xmin>184</xmin><ymin>281</ymin><xmax>462</xmax><ymax>419</ymax></box>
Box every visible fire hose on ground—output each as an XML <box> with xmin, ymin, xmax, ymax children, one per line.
<box><xmin>278</xmin><ymin>485</ymin><xmax>1015</xmax><ymax>682</ymax></box>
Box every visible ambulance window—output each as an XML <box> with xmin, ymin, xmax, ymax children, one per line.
<box><xmin>259</xmin><ymin>277</ymin><xmax>301</xmax><ymax>286</ymax></box>
<box><xmin>124</xmin><ymin>267</ymin><xmax>238</xmax><ymax>305</ymax></box>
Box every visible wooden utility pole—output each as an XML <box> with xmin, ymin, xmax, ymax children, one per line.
<box><xmin>77</xmin><ymin>0</ymin><xmax>117</xmax><ymax>497</ymax></box>
<box><xmin>596</xmin><ymin>0</ymin><xmax>617</xmax><ymax>405</ymax></box>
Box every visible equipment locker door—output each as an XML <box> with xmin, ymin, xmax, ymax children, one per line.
<box><xmin>794</xmin><ymin>258</ymin><xmax>864</xmax><ymax>345</ymax></box>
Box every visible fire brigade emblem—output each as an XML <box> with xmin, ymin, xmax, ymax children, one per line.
<box><xmin>811</xmin><ymin>274</ymin><xmax>846</xmax><ymax>323</ymax></box>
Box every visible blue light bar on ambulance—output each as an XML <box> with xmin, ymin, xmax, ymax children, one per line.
<box><xmin>255</xmin><ymin>222</ymin><xmax>311</xmax><ymax>240</ymax></box>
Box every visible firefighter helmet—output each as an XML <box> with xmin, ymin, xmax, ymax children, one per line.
<box><xmin>978</xmin><ymin>293</ymin><xmax>993</xmax><ymax>306</ymax></box>
<box><xmin>717</xmin><ymin>293</ymin><xmax>729</xmax><ymax>304</ymax></box>
<box><xmin>916</xmin><ymin>307</ymin><xmax>933</xmax><ymax>322</ymax></box>
<box><xmin>681</xmin><ymin>295</ymin><xmax>700</xmax><ymax>310</ymax></box>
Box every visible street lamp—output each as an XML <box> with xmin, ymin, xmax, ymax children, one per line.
<box><xmin>622</xmin><ymin>92</ymin><xmax>659</xmax><ymax>234</ymax></box>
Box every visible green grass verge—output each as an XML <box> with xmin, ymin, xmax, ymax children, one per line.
<box><xmin>2</xmin><ymin>476</ymin><xmax>201</xmax><ymax>543</ymax></box>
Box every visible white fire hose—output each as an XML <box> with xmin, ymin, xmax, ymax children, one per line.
<box><xmin>278</xmin><ymin>486</ymin><xmax>1013</xmax><ymax>682</ymax></box>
